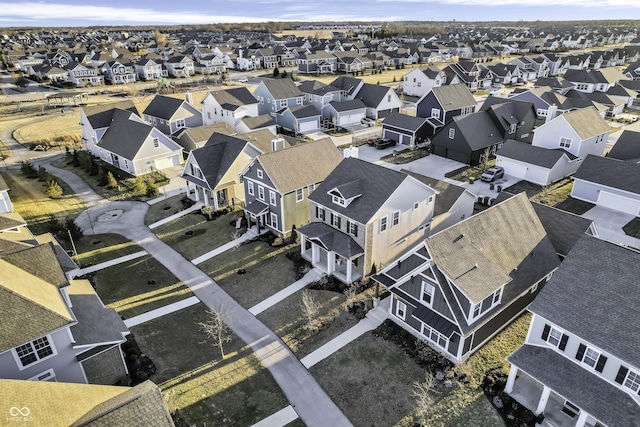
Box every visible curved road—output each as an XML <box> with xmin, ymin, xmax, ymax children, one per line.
<box><xmin>43</xmin><ymin>161</ymin><xmax>352</xmax><ymax>427</ymax></box>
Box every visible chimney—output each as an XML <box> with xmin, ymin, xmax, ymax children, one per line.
<box><xmin>343</xmin><ymin>144</ymin><xmax>359</xmax><ymax>159</ymax></box>
<box><xmin>185</xmin><ymin>92</ymin><xmax>193</xmax><ymax>105</ymax></box>
<box><xmin>546</xmin><ymin>103</ymin><xmax>557</xmax><ymax>123</ymax></box>
<box><xmin>271</xmin><ymin>137</ymin><xmax>285</xmax><ymax>151</ymax></box>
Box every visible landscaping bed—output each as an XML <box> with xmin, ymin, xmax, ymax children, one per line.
<box><xmin>381</xmin><ymin>146</ymin><xmax>430</xmax><ymax>164</ymax></box>
<box><xmin>504</xmin><ymin>177</ymin><xmax>595</xmax><ymax>215</ymax></box>
<box><xmin>130</xmin><ymin>303</ymin><xmax>289</xmax><ymax>427</ymax></box>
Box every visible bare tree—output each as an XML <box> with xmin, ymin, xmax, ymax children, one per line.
<box><xmin>343</xmin><ymin>283</ymin><xmax>360</xmax><ymax>306</ymax></box>
<box><xmin>413</xmin><ymin>373</ymin><xmax>438</xmax><ymax>426</ymax></box>
<box><xmin>198</xmin><ymin>308</ymin><xmax>233</xmax><ymax>359</ymax></box>
<box><xmin>300</xmin><ymin>290</ymin><xmax>321</xmax><ymax>330</ymax></box>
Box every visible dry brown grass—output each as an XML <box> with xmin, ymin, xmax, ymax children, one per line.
<box><xmin>275</xmin><ymin>29</ymin><xmax>336</xmax><ymax>39</ymax></box>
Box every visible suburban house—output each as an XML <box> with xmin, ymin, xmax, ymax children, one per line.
<box><xmin>479</xmin><ymin>96</ymin><xmax>537</xmax><ymax>143</ymax></box>
<box><xmin>296</xmin><ymin>158</ymin><xmax>438</xmax><ymax>284</ymax></box>
<box><xmin>134</xmin><ymin>58</ymin><xmax>163</xmax><ymax>80</ymax></box>
<box><xmin>103</xmin><ymin>60</ymin><xmax>136</xmax><ymax>84</ymax></box>
<box><xmin>297</xmin><ymin>80</ymin><xmax>344</xmax><ymax>121</ymax></box>
<box><xmin>87</xmin><ymin>108</ymin><xmax>184</xmax><ymax>175</ymax></box>
<box><xmin>142</xmin><ymin>94</ymin><xmax>203</xmax><ymax>136</ymax></box>
<box><xmin>325</xmin><ymin>99</ymin><xmax>368</xmax><ymax>128</ymax></box>
<box><xmin>372</xmin><ymin>193</ymin><xmax>560</xmax><ymax>363</ymax></box>
<box><xmin>172</xmin><ymin>122</ymin><xmax>236</xmax><ymax>152</ymax></box>
<box><xmin>443</xmin><ymin>60</ymin><xmax>491</xmax><ymax>92</ymax></box>
<box><xmin>164</xmin><ymin>55</ymin><xmax>195</xmax><ymax>77</ymax></box>
<box><xmin>0</xmin><ymin>241</ymin><xmax>130</xmax><ymax>385</ymax></box>
<box><xmin>296</xmin><ymin>51</ymin><xmax>337</xmax><ymax>75</ymax></box>
<box><xmin>415</xmin><ymin>84</ymin><xmax>477</xmax><ymax>138</ymax></box>
<box><xmin>181</xmin><ymin>133</ymin><xmax>283</xmax><ymax>210</ymax></box>
<box><xmin>329</xmin><ymin>75</ymin><xmax>365</xmax><ymax>100</ymax></box>
<box><xmin>235</xmin><ymin>114</ymin><xmax>277</xmax><ymax>135</ymax></box>
<box><xmin>0</xmin><ymin>175</ymin><xmax>13</xmax><ymax>214</ymax></box>
<box><xmin>402</xmin><ymin>66</ymin><xmax>449</xmax><ymax>98</ymax></box>
<box><xmin>505</xmin><ymin>235</ymin><xmax>640</xmax><ymax>427</ymax></box>
<box><xmin>65</xmin><ymin>61</ymin><xmax>103</xmax><ymax>87</ymax></box>
<box><xmin>571</xmin><ymin>154</ymin><xmax>640</xmax><ymax>216</ymax></box>
<box><xmin>241</xmin><ymin>138</ymin><xmax>342</xmax><ymax>238</ymax></box>
<box><xmin>353</xmin><ymin>83</ymin><xmax>402</xmax><ymax>119</ymax></box>
<box><xmin>275</xmin><ymin>104</ymin><xmax>322</xmax><ymax>135</ymax></box>
<box><xmin>80</xmin><ymin>100</ymin><xmax>139</xmax><ymax>152</ymax></box>
<box><xmin>200</xmin><ymin>87</ymin><xmax>259</xmax><ymax>129</ymax></box>
<box><xmin>0</xmin><ymin>379</ymin><xmax>174</xmax><ymax>426</ymax></box>
<box><xmin>381</xmin><ymin>112</ymin><xmax>431</xmax><ymax>147</ymax></box>
<box><xmin>253</xmin><ymin>79</ymin><xmax>304</xmax><ymax>116</ymax></box>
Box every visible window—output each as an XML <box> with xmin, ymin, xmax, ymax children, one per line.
<box><xmin>448</xmin><ymin>128</ymin><xmax>455</xmax><ymax>139</ymax></box>
<box><xmin>280</xmin><ymin>99</ymin><xmax>288</xmax><ymax>108</ymax></box>
<box><xmin>297</xmin><ymin>97</ymin><xmax>303</xmax><ymax>105</ymax></box>
<box><xmin>257</xmin><ymin>169</ymin><xmax>263</xmax><ymax>179</ymax></box>
<box><xmin>153</xmin><ymin>138</ymin><xmax>159</xmax><ymax>148</ymax></box>
<box><xmin>624</xmin><ymin>370</ymin><xmax>640</xmax><ymax>392</ymax></box>
<box><xmin>542</xmin><ymin>324</ymin><xmax>568</xmax><ymax>350</ymax></box>
<box><xmin>123</xmin><ymin>160</ymin><xmax>129</xmax><ymax>170</ymax></box>
<box><xmin>417</xmin><ymin>81</ymin><xmax>421</xmax><ymax>87</ymax></box>
<box><xmin>14</xmin><ymin>336</ymin><xmax>54</xmax><ymax>368</ymax></box>
<box><xmin>347</xmin><ymin>221</ymin><xmax>358</xmax><ymax>237</ymax></box>
<box><xmin>332</xmin><ymin>194</ymin><xmax>345</xmax><ymax>206</ymax></box>
<box><xmin>472</xmin><ymin>302</ymin><xmax>481</xmax><ymax>318</ymax></box>
<box><xmin>379</xmin><ymin>216</ymin><xmax>388</xmax><ymax>233</ymax></box>
<box><xmin>296</xmin><ymin>188</ymin><xmax>304</xmax><ymax>202</ymax></box>
<box><xmin>560</xmin><ymin>137</ymin><xmax>572</xmax><ymax>148</ymax></box>
<box><xmin>421</xmin><ymin>281</ymin><xmax>434</xmax><ymax>306</ymax></box>
<box><xmin>247</xmin><ymin>181</ymin><xmax>254</xmax><ymax>196</ymax></box>
<box><xmin>258</xmin><ymin>186</ymin><xmax>265</xmax><ymax>201</ymax></box>
<box><xmin>392</xmin><ymin>210</ymin><xmax>400</xmax><ymax>226</ymax></box>
<box><xmin>414</xmin><ymin>201</ymin><xmax>420</xmax><ymax>210</ymax></box>
<box><xmin>332</xmin><ymin>213</ymin><xmax>341</xmax><ymax>228</ymax></box>
<box><xmin>576</xmin><ymin>344</ymin><xmax>607</xmax><ymax>371</ymax></box>
<box><xmin>431</xmin><ymin>108</ymin><xmax>440</xmax><ymax>119</ymax></box>
<box><xmin>421</xmin><ymin>323</ymin><xmax>448</xmax><ymax>349</ymax></box>
<box><xmin>316</xmin><ymin>207</ymin><xmax>325</xmax><ymax>220</ymax></box>
<box><xmin>207</xmin><ymin>112</ymin><xmax>211</xmax><ymax>119</ymax></box>
<box><xmin>29</xmin><ymin>369</ymin><xmax>56</xmax><ymax>382</ymax></box>
<box><xmin>387</xmin><ymin>94</ymin><xmax>391</xmax><ymax>102</ymax></box>
<box><xmin>308</xmin><ymin>184</ymin><xmax>315</xmax><ymax>193</ymax></box>
<box><xmin>269</xmin><ymin>190</ymin><xmax>276</xmax><ymax>206</ymax></box>
<box><xmin>492</xmin><ymin>288</ymin><xmax>502</xmax><ymax>305</ymax></box>
<box><xmin>176</xmin><ymin>118</ymin><xmax>186</xmax><ymax>129</ymax></box>
<box><xmin>428</xmin><ymin>196</ymin><xmax>434</xmax><ymax>204</ymax></box>
<box><xmin>509</xmin><ymin>123</ymin><xmax>516</xmax><ymax>134</ymax></box>
<box><xmin>270</xmin><ymin>213</ymin><xmax>278</xmax><ymax>229</ymax></box>
<box><xmin>396</xmin><ymin>300</ymin><xmax>407</xmax><ymax>320</ymax></box>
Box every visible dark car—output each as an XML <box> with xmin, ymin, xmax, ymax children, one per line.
<box><xmin>480</xmin><ymin>166</ymin><xmax>505</xmax><ymax>182</ymax></box>
<box><xmin>374</xmin><ymin>138</ymin><xmax>396</xmax><ymax>149</ymax></box>
<box><xmin>367</xmin><ymin>136</ymin><xmax>382</xmax><ymax>146</ymax></box>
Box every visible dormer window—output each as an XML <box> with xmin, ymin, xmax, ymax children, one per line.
<box><xmin>332</xmin><ymin>194</ymin><xmax>346</xmax><ymax>206</ymax></box>
<box><xmin>509</xmin><ymin>123</ymin><xmax>516</xmax><ymax>134</ymax></box>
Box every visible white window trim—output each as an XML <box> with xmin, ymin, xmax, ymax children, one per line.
<box><xmin>28</xmin><ymin>368</ymin><xmax>56</xmax><ymax>381</ymax></box>
<box><xmin>448</xmin><ymin>128</ymin><xmax>455</xmax><ymax>139</ymax></box>
<box><xmin>547</xmin><ymin>326</ymin><xmax>564</xmax><ymax>348</ymax></box>
<box><xmin>421</xmin><ymin>323</ymin><xmax>448</xmax><ymax>349</ymax></box>
<box><xmin>421</xmin><ymin>280</ymin><xmax>435</xmax><ymax>307</ymax></box>
<box><xmin>332</xmin><ymin>194</ymin><xmax>346</xmax><ymax>207</ymax></box>
<box><xmin>258</xmin><ymin>185</ymin><xmax>265</xmax><ymax>201</ymax></box>
<box><xmin>269</xmin><ymin>190</ymin><xmax>276</xmax><ymax>206</ymax></box>
<box><xmin>624</xmin><ymin>370</ymin><xmax>640</xmax><ymax>393</ymax></box>
<box><xmin>559</xmin><ymin>137</ymin><xmax>572</xmax><ymax>148</ymax></box>
<box><xmin>470</xmin><ymin>301</ymin><xmax>482</xmax><ymax>321</ymax></box>
<box><xmin>296</xmin><ymin>188</ymin><xmax>304</xmax><ymax>202</ymax></box>
<box><xmin>257</xmin><ymin>169</ymin><xmax>263</xmax><ymax>179</ymax></box>
<box><xmin>12</xmin><ymin>335</ymin><xmax>57</xmax><ymax>370</ymax></box>
<box><xmin>396</xmin><ymin>300</ymin><xmax>407</xmax><ymax>320</ymax></box>
<box><xmin>247</xmin><ymin>181</ymin><xmax>254</xmax><ymax>196</ymax></box>
<box><xmin>270</xmin><ymin>212</ymin><xmax>278</xmax><ymax>229</ymax></box>
<box><xmin>392</xmin><ymin>210</ymin><xmax>400</xmax><ymax>227</ymax></box>
<box><xmin>379</xmin><ymin>215</ymin><xmax>388</xmax><ymax>233</ymax></box>
<box><xmin>578</xmin><ymin>345</ymin><xmax>601</xmax><ymax>369</ymax></box>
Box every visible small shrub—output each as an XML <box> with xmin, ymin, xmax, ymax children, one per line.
<box><xmin>132</xmin><ymin>177</ymin><xmax>147</xmax><ymax>197</ymax></box>
<box><xmin>20</xmin><ymin>161</ymin><xmax>38</xmax><ymax>178</ymax></box>
<box><xmin>64</xmin><ymin>216</ymin><xmax>83</xmax><ymax>242</ymax></box>
<box><xmin>45</xmin><ymin>178</ymin><xmax>63</xmax><ymax>199</ymax></box>
<box><xmin>37</xmin><ymin>165</ymin><xmax>49</xmax><ymax>182</ymax></box>
<box><xmin>145</xmin><ymin>179</ymin><xmax>159</xmax><ymax>197</ymax></box>
<box><xmin>89</xmin><ymin>157</ymin><xmax>100</xmax><ymax>176</ymax></box>
<box><xmin>105</xmin><ymin>171</ymin><xmax>118</xmax><ymax>189</ymax></box>
<box><xmin>45</xmin><ymin>214</ymin><xmax>63</xmax><ymax>236</ymax></box>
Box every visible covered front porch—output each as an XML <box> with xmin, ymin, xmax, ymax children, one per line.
<box><xmin>296</xmin><ymin>222</ymin><xmax>364</xmax><ymax>284</ymax></box>
<box><xmin>184</xmin><ymin>180</ymin><xmax>234</xmax><ymax>210</ymax></box>
<box><xmin>506</xmin><ymin>345</ymin><xmax>639</xmax><ymax>427</ymax></box>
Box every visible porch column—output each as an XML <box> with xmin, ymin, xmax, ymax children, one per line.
<box><xmin>312</xmin><ymin>244</ymin><xmax>319</xmax><ymax>264</ymax></box>
<box><xmin>327</xmin><ymin>251</ymin><xmax>334</xmax><ymax>274</ymax></box>
<box><xmin>504</xmin><ymin>365</ymin><xmax>518</xmax><ymax>393</ymax></box>
<box><xmin>535</xmin><ymin>385</ymin><xmax>551</xmax><ymax>416</ymax></box>
<box><xmin>203</xmin><ymin>190</ymin><xmax>209</xmax><ymax>206</ymax></box>
<box><xmin>194</xmin><ymin>185</ymin><xmax>200</xmax><ymax>202</ymax></box>
<box><xmin>346</xmin><ymin>259</ymin><xmax>353</xmax><ymax>284</ymax></box>
<box><xmin>574</xmin><ymin>410</ymin><xmax>589</xmax><ymax>427</ymax></box>
<box><xmin>185</xmin><ymin>182</ymin><xmax>191</xmax><ymax>195</ymax></box>
<box><xmin>300</xmin><ymin>236</ymin><xmax>307</xmax><ymax>256</ymax></box>
<box><xmin>212</xmin><ymin>190</ymin><xmax>218</xmax><ymax>209</ymax></box>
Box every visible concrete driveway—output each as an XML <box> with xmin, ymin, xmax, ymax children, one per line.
<box><xmin>581</xmin><ymin>206</ymin><xmax>640</xmax><ymax>250</ymax></box>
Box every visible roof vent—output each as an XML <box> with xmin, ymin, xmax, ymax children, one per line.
<box><xmin>453</xmin><ymin>234</ymin><xmax>464</xmax><ymax>243</ymax></box>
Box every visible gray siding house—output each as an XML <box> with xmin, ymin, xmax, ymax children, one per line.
<box><xmin>142</xmin><ymin>93</ymin><xmax>203</xmax><ymax>136</ymax></box>
<box><xmin>253</xmin><ymin>79</ymin><xmax>305</xmax><ymax>116</ymax></box>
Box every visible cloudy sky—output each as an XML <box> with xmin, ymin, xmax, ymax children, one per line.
<box><xmin>0</xmin><ymin>0</ymin><xmax>638</xmax><ymax>27</ymax></box>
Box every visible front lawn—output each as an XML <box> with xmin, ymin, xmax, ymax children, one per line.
<box><xmin>153</xmin><ymin>208</ymin><xmax>244</xmax><ymax>261</ymax></box>
<box><xmin>198</xmin><ymin>240</ymin><xmax>298</xmax><ymax>308</ymax></box>
<box><xmin>92</xmin><ymin>255</ymin><xmax>193</xmax><ymax>319</ymax></box>
<box><xmin>504</xmin><ymin>177</ymin><xmax>594</xmax><ymax>215</ymax></box>
<box><xmin>0</xmin><ymin>170</ymin><xmax>87</xmax><ymax>235</ymax></box>
<box><xmin>73</xmin><ymin>233</ymin><xmax>144</xmax><ymax>266</ymax></box>
<box><xmin>130</xmin><ymin>303</ymin><xmax>290</xmax><ymax>427</ymax></box>
<box><xmin>144</xmin><ymin>194</ymin><xmax>188</xmax><ymax>226</ymax></box>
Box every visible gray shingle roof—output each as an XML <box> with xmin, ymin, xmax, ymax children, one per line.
<box><xmin>239</xmin><ymin>114</ymin><xmax>275</xmax><ymax>131</ymax></box>
<box><xmin>328</xmin><ymin>99</ymin><xmax>367</xmax><ymax>112</ymax></box>
<box><xmin>142</xmin><ymin>94</ymin><xmax>186</xmax><ymax>120</ymax></box>
<box><xmin>382</xmin><ymin>112</ymin><xmax>428</xmax><ymax>131</ymax></box>
<box><xmin>574</xmin><ymin>154</ymin><xmax>640</xmax><ymax>194</ymax></box>
<box><xmin>209</xmin><ymin>87</ymin><xmax>258</xmax><ymax>107</ymax></box>
<box><xmin>189</xmin><ymin>133</ymin><xmax>248</xmax><ymax>190</ymax></box>
<box><xmin>452</xmin><ymin>112</ymin><xmax>504</xmax><ymax>151</ymax></box>
<box><xmin>354</xmin><ymin>83</ymin><xmax>393</xmax><ymax>108</ymax></box>
<box><xmin>309</xmin><ymin>157</ymin><xmax>408</xmax><ymax>224</ymax></box>
<box><xmin>530</xmin><ymin>201</ymin><xmax>593</xmax><ymax>257</ymax></box>
<box><xmin>97</xmin><ymin>109</ymin><xmax>154</xmax><ymax>159</ymax></box>
<box><xmin>289</xmin><ymin>104</ymin><xmax>320</xmax><ymax>119</ymax></box>
<box><xmin>295</xmin><ymin>222</ymin><xmax>363</xmax><ymax>258</ymax></box>
<box><xmin>431</xmin><ymin>83</ymin><xmax>476</xmax><ymax>112</ymax></box>
<box><xmin>496</xmin><ymin>139</ymin><xmax>573</xmax><ymax>168</ymax></box>
<box><xmin>508</xmin><ymin>345</ymin><xmax>640</xmax><ymax>427</ymax></box>
<box><xmin>607</xmin><ymin>129</ymin><xmax>640</xmax><ymax>162</ymax></box>
<box><xmin>261</xmin><ymin>79</ymin><xmax>302</xmax><ymax>99</ymax></box>
<box><xmin>529</xmin><ymin>235</ymin><xmax>640</xmax><ymax>368</ymax></box>
<box><xmin>82</xmin><ymin>100</ymin><xmax>139</xmax><ymax>129</ymax></box>
<box><xmin>401</xmin><ymin>170</ymin><xmax>468</xmax><ymax>217</ymax></box>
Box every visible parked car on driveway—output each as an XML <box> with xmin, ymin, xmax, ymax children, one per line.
<box><xmin>374</xmin><ymin>138</ymin><xmax>396</xmax><ymax>149</ymax></box>
<box><xmin>480</xmin><ymin>166</ymin><xmax>505</xmax><ymax>182</ymax></box>
<box><xmin>367</xmin><ymin>136</ymin><xmax>381</xmax><ymax>146</ymax></box>
<box><xmin>361</xmin><ymin>117</ymin><xmax>375</xmax><ymax>127</ymax></box>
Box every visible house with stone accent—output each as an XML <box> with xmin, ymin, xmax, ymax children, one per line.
<box><xmin>506</xmin><ymin>235</ymin><xmax>640</xmax><ymax>427</ymax></box>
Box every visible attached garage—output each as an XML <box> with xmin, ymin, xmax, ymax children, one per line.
<box><xmin>498</xmin><ymin>159</ymin><xmax>528</xmax><ymax>180</ymax></box>
<box><xmin>154</xmin><ymin>157</ymin><xmax>175</xmax><ymax>170</ymax></box>
<box><xmin>597</xmin><ymin>191</ymin><xmax>640</xmax><ymax>216</ymax></box>
<box><xmin>298</xmin><ymin>120</ymin><xmax>318</xmax><ymax>133</ymax></box>
<box><xmin>381</xmin><ymin>113</ymin><xmax>430</xmax><ymax>147</ymax></box>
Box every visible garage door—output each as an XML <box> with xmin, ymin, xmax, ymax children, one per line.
<box><xmin>339</xmin><ymin>114</ymin><xmax>358</xmax><ymax>126</ymax></box>
<box><xmin>384</xmin><ymin>130</ymin><xmax>401</xmax><ymax>143</ymax></box>
<box><xmin>597</xmin><ymin>191</ymin><xmax>640</xmax><ymax>215</ymax></box>
<box><xmin>499</xmin><ymin>160</ymin><xmax>527</xmax><ymax>179</ymax></box>
<box><xmin>154</xmin><ymin>157</ymin><xmax>174</xmax><ymax>170</ymax></box>
<box><xmin>399</xmin><ymin>134</ymin><xmax>412</xmax><ymax>145</ymax></box>
<box><xmin>299</xmin><ymin>120</ymin><xmax>318</xmax><ymax>133</ymax></box>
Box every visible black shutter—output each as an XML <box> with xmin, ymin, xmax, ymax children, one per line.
<box><xmin>615</xmin><ymin>366</ymin><xmax>629</xmax><ymax>384</ymax></box>
<box><xmin>337</xmin><ymin>217</ymin><xmax>341</xmax><ymax>229</ymax></box>
<box><xmin>559</xmin><ymin>334</ymin><xmax>569</xmax><ymax>351</ymax></box>
<box><xmin>595</xmin><ymin>355</ymin><xmax>607</xmax><ymax>373</ymax></box>
<box><xmin>330</xmin><ymin>213</ymin><xmax>334</xmax><ymax>225</ymax></box>
<box><xmin>315</xmin><ymin>206</ymin><xmax>319</xmax><ymax>219</ymax></box>
<box><xmin>354</xmin><ymin>224</ymin><xmax>358</xmax><ymax>237</ymax></box>
<box><xmin>541</xmin><ymin>324</ymin><xmax>550</xmax><ymax>341</ymax></box>
<box><xmin>346</xmin><ymin>220</ymin><xmax>351</xmax><ymax>233</ymax></box>
<box><xmin>575</xmin><ymin>343</ymin><xmax>586</xmax><ymax>361</ymax></box>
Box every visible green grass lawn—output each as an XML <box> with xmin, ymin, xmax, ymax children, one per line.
<box><xmin>257</xmin><ymin>287</ymin><xmax>374</xmax><ymax>360</ymax></box>
<box><xmin>1</xmin><ymin>170</ymin><xmax>87</xmax><ymax>235</ymax></box>
<box><xmin>73</xmin><ymin>233</ymin><xmax>144</xmax><ymax>266</ymax></box>
<box><xmin>51</xmin><ymin>158</ymin><xmax>128</xmax><ymax>201</ymax></box>
<box><xmin>198</xmin><ymin>241</ymin><xmax>299</xmax><ymax>308</ymax></box>
<box><xmin>144</xmin><ymin>194</ymin><xmax>187</xmax><ymax>226</ymax></box>
<box><xmin>153</xmin><ymin>208</ymin><xmax>244</xmax><ymax>261</ymax></box>
<box><xmin>505</xmin><ymin>177</ymin><xmax>595</xmax><ymax>215</ymax></box>
<box><xmin>92</xmin><ymin>254</ymin><xmax>193</xmax><ymax>319</ymax></box>
<box><xmin>130</xmin><ymin>303</ymin><xmax>290</xmax><ymax>427</ymax></box>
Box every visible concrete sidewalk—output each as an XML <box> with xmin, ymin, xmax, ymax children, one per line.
<box><xmin>191</xmin><ymin>226</ymin><xmax>259</xmax><ymax>265</ymax></box>
<box><xmin>300</xmin><ymin>299</ymin><xmax>389</xmax><ymax>369</ymax></box>
<box><xmin>249</xmin><ymin>268</ymin><xmax>324</xmax><ymax>316</ymax></box>
<box><xmin>250</xmin><ymin>406</ymin><xmax>299</xmax><ymax>427</ymax></box>
<box><xmin>124</xmin><ymin>296</ymin><xmax>200</xmax><ymax>328</ymax></box>
<box><xmin>148</xmin><ymin>203</ymin><xmax>200</xmax><ymax>229</ymax></box>
<box><xmin>67</xmin><ymin>250</ymin><xmax>148</xmax><ymax>278</ymax></box>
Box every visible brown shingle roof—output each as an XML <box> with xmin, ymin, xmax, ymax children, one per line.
<box><xmin>563</xmin><ymin>106</ymin><xmax>611</xmax><ymax>140</ymax></box>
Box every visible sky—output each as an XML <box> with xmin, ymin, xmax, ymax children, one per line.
<box><xmin>0</xmin><ymin>0</ymin><xmax>639</xmax><ymax>28</ymax></box>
